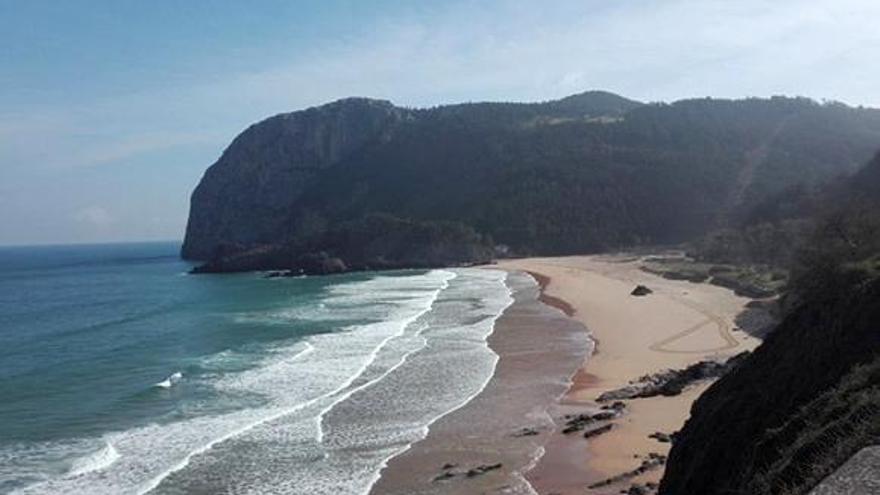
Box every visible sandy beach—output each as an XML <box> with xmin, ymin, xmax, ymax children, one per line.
<box><xmin>374</xmin><ymin>254</ymin><xmax>763</xmax><ymax>494</ymax></box>
<box><xmin>499</xmin><ymin>255</ymin><xmax>763</xmax><ymax>494</ymax></box>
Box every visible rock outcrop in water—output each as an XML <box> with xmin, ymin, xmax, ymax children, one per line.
<box><xmin>190</xmin><ymin>214</ymin><xmax>493</xmax><ymax>275</ymax></box>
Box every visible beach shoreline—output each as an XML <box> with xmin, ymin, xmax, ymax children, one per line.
<box><xmin>372</xmin><ymin>254</ymin><xmax>764</xmax><ymax>494</ymax></box>
<box><xmin>370</xmin><ymin>270</ymin><xmax>590</xmax><ymax>494</ymax></box>
<box><xmin>500</xmin><ymin>255</ymin><xmax>763</xmax><ymax>494</ymax></box>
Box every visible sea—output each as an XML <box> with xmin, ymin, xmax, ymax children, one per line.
<box><xmin>0</xmin><ymin>242</ymin><xmax>516</xmax><ymax>494</ymax></box>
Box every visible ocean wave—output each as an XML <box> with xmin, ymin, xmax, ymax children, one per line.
<box><xmin>137</xmin><ymin>272</ymin><xmax>456</xmax><ymax>494</ymax></box>
<box><xmin>313</xmin><ymin>268</ymin><xmax>514</xmax><ymax>495</ymax></box>
<box><xmin>380</xmin><ymin>269</ymin><xmax>513</xmax><ymax>449</ymax></box>
<box><xmin>66</xmin><ymin>441</ymin><xmax>120</xmax><ymax>477</ymax></box>
<box><xmin>7</xmin><ymin>269</ymin><xmax>522</xmax><ymax>495</ymax></box>
<box><xmin>12</xmin><ymin>269</ymin><xmax>459</xmax><ymax>495</ymax></box>
<box><xmin>153</xmin><ymin>372</ymin><xmax>183</xmax><ymax>389</ymax></box>
<box><xmin>236</xmin><ymin>272</ymin><xmax>453</xmax><ymax>326</ymax></box>
<box><xmin>311</xmin><ymin>283</ymin><xmax>450</xmax><ymax>444</ymax></box>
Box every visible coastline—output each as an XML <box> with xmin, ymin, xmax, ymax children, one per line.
<box><xmin>372</xmin><ymin>254</ymin><xmax>763</xmax><ymax>494</ymax></box>
<box><xmin>500</xmin><ymin>255</ymin><xmax>763</xmax><ymax>494</ymax></box>
<box><xmin>371</xmin><ymin>270</ymin><xmax>590</xmax><ymax>494</ymax></box>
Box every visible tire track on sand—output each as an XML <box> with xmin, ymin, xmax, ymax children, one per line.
<box><xmin>542</xmin><ymin>259</ymin><xmax>741</xmax><ymax>355</ymax></box>
<box><xmin>649</xmin><ymin>293</ymin><xmax>739</xmax><ymax>354</ymax></box>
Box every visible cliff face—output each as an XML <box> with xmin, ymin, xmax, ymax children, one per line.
<box><xmin>659</xmin><ymin>271</ymin><xmax>880</xmax><ymax>495</ymax></box>
<box><xmin>181</xmin><ymin>98</ymin><xmax>408</xmax><ymax>260</ymax></box>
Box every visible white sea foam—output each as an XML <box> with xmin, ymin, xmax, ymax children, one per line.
<box><xmin>312</xmin><ymin>316</ymin><xmax>434</xmax><ymax>444</ymax></box>
<box><xmin>287</xmin><ymin>268</ymin><xmax>512</xmax><ymax>495</ymax></box>
<box><xmin>153</xmin><ymin>371</ymin><xmax>183</xmax><ymax>389</ymax></box>
<box><xmin>137</xmin><ymin>270</ymin><xmax>457</xmax><ymax>494</ymax></box>
<box><xmin>246</xmin><ymin>268</ymin><xmax>514</xmax><ymax>494</ymax></box>
<box><xmin>356</xmin><ymin>269</ymin><xmax>514</xmax><ymax>494</ymax></box>
<box><xmin>66</xmin><ymin>441</ymin><xmax>120</xmax><ymax>477</ymax></box>
<box><xmin>11</xmin><ymin>269</ymin><xmax>515</xmax><ymax>495</ymax></box>
<box><xmin>516</xmin><ymin>445</ymin><xmax>545</xmax><ymax>495</ymax></box>
<box><xmin>312</xmin><ymin>272</ymin><xmax>455</xmax><ymax>442</ymax></box>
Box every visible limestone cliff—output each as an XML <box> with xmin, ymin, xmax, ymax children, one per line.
<box><xmin>181</xmin><ymin>98</ymin><xmax>408</xmax><ymax>260</ymax></box>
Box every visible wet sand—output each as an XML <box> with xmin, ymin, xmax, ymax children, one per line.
<box><xmin>371</xmin><ymin>271</ymin><xmax>590</xmax><ymax>494</ymax></box>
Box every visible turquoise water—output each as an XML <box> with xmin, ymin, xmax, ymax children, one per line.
<box><xmin>0</xmin><ymin>242</ymin><xmax>514</xmax><ymax>494</ymax></box>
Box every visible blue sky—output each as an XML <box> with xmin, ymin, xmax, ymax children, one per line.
<box><xmin>2</xmin><ymin>0</ymin><xmax>879</xmax><ymax>245</ymax></box>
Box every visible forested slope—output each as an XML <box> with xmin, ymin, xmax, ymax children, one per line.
<box><xmin>183</xmin><ymin>91</ymin><xmax>880</xmax><ymax>271</ymax></box>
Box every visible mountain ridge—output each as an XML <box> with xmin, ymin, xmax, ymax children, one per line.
<box><xmin>182</xmin><ymin>91</ymin><xmax>880</xmax><ymax>270</ymax></box>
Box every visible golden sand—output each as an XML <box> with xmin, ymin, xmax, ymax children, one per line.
<box><xmin>498</xmin><ymin>255</ymin><xmax>761</xmax><ymax>494</ymax></box>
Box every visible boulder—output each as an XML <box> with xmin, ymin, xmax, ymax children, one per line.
<box><xmin>631</xmin><ymin>285</ymin><xmax>654</xmax><ymax>296</ymax></box>
<box><xmin>649</xmin><ymin>431</ymin><xmax>673</xmax><ymax>443</ymax></box>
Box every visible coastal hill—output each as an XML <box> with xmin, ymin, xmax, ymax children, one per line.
<box><xmin>659</xmin><ymin>152</ymin><xmax>880</xmax><ymax>495</ymax></box>
<box><xmin>182</xmin><ymin>91</ymin><xmax>880</xmax><ymax>272</ymax></box>
<box><xmin>660</xmin><ymin>265</ymin><xmax>880</xmax><ymax>494</ymax></box>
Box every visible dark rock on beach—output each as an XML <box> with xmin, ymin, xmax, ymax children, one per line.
<box><xmin>583</xmin><ymin>423</ymin><xmax>615</xmax><ymax>439</ymax></box>
<box><xmin>631</xmin><ymin>285</ymin><xmax>653</xmax><ymax>296</ymax></box>
<box><xmin>432</xmin><ymin>462</ymin><xmax>503</xmax><ymax>482</ymax></box>
<box><xmin>648</xmin><ymin>431</ymin><xmax>672</xmax><ymax>443</ymax></box>
<box><xmin>625</xmin><ymin>484</ymin><xmax>649</xmax><ymax>495</ymax></box>
<box><xmin>589</xmin><ymin>453</ymin><xmax>667</xmax><ymax>489</ymax></box>
<box><xmin>562</xmin><ymin>418</ymin><xmax>592</xmax><ymax>435</ymax></box>
<box><xmin>561</xmin><ymin>405</ymin><xmax>626</xmax><ymax>435</ymax></box>
<box><xmin>602</xmin><ymin>401</ymin><xmax>627</xmax><ymax>411</ymax></box>
<box><xmin>512</xmin><ymin>427</ymin><xmax>541</xmax><ymax>437</ymax></box>
<box><xmin>597</xmin><ymin>352</ymin><xmax>749</xmax><ymax>401</ymax></box>
<box><xmin>591</xmin><ymin>411</ymin><xmax>618</xmax><ymax>421</ymax></box>
<box><xmin>465</xmin><ymin>463</ymin><xmax>503</xmax><ymax>478</ymax></box>
<box><xmin>624</xmin><ymin>481</ymin><xmax>660</xmax><ymax>494</ymax></box>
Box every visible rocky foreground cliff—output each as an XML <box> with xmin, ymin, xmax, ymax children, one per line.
<box><xmin>659</xmin><ymin>269</ymin><xmax>880</xmax><ymax>495</ymax></box>
<box><xmin>182</xmin><ymin>91</ymin><xmax>880</xmax><ymax>272</ymax></box>
<box><xmin>659</xmin><ymin>154</ymin><xmax>880</xmax><ymax>495</ymax></box>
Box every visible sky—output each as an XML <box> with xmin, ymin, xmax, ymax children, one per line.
<box><xmin>2</xmin><ymin>0</ymin><xmax>879</xmax><ymax>246</ymax></box>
